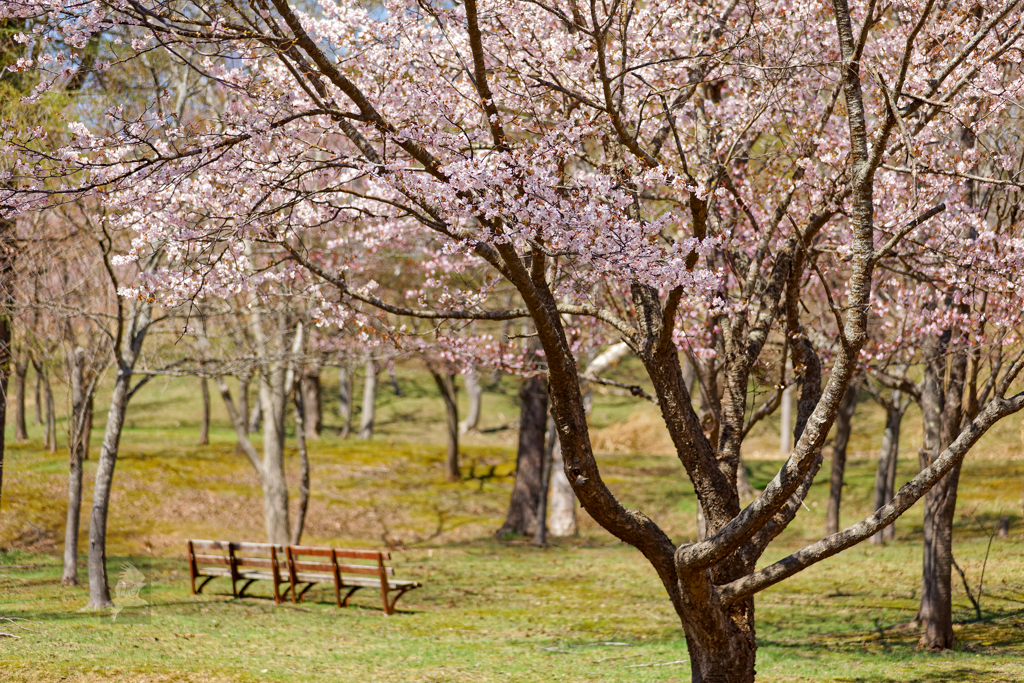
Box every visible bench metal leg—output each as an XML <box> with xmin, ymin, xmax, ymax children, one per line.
<box><xmin>237</xmin><ymin>579</ymin><xmax>257</xmax><ymax>598</ymax></box>
<box><xmin>341</xmin><ymin>586</ymin><xmax>361</xmax><ymax>607</ymax></box>
<box><xmin>384</xmin><ymin>586</ymin><xmax>417</xmax><ymax>615</ymax></box>
<box><xmin>195</xmin><ymin>576</ymin><xmax>216</xmax><ymax>595</ymax></box>
<box><xmin>296</xmin><ymin>582</ymin><xmax>316</xmax><ymax>602</ymax></box>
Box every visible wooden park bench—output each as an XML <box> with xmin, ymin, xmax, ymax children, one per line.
<box><xmin>187</xmin><ymin>540</ymin><xmax>290</xmax><ymax>604</ymax></box>
<box><xmin>285</xmin><ymin>545</ymin><xmax>422</xmax><ymax>615</ymax></box>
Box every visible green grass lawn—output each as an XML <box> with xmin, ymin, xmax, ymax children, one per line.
<box><xmin>2</xmin><ymin>369</ymin><xmax>1024</xmax><ymax>681</ymax></box>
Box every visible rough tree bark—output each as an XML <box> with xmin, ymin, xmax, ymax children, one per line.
<box><xmin>826</xmin><ymin>381</ymin><xmax>859</xmax><ymax>536</ymax></box>
<box><xmin>533</xmin><ymin>415</ymin><xmax>558</xmax><ymax>546</ymax></box>
<box><xmin>199</xmin><ymin>376</ymin><xmax>210</xmax><ymax>446</ymax></box>
<box><xmin>429</xmin><ymin>367</ymin><xmax>460</xmax><ymax>482</ymax></box>
<box><xmin>870</xmin><ymin>389</ymin><xmax>908</xmax><ymax>544</ymax></box>
<box><xmin>459</xmin><ymin>369</ymin><xmax>482</xmax><ymax>434</ymax></box>
<box><xmin>13</xmin><ymin>356</ymin><xmax>27</xmax><ymax>442</ymax></box>
<box><xmin>358</xmin><ymin>358</ymin><xmax>378</xmax><ymax>440</ymax></box>
<box><xmin>496</xmin><ymin>375</ymin><xmax>547</xmax><ymax>536</ymax></box>
<box><xmin>237</xmin><ymin>370</ymin><xmax>251</xmax><ymax>436</ymax></box>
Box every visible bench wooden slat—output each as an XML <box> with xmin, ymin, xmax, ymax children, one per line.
<box><xmin>196</xmin><ymin>567</ymin><xmax>233</xmax><ymax>577</ymax></box>
<box><xmin>191</xmin><ymin>540</ymin><xmax>232</xmax><ymax>551</ymax></box>
<box><xmin>336</xmin><ymin>563</ymin><xmax>391</xmax><ymax>576</ymax></box>
<box><xmin>288</xmin><ymin>546</ymin><xmax>334</xmax><ymax>558</ymax></box>
<box><xmin>334</xmin><ymin>549</ymin><xmax>389</xmax><ymax>561</ymax></box>
<box><xmin>289</xmin><ymin>560</ymin><xmax>334</xmax><ymax>573</ymax></box>
<box><xmin>232</xmin><ymin>542</ymin><xmax>285</xmax><ymax>553</ymax></box>
<box><xmin>193</xmin><ymin>554</ymin><xmax>232</xmax><ymax>566</ymax></box>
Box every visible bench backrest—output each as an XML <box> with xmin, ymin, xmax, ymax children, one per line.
<box><xmin>286</xmin><ymin>545</ymin><xmax>395</xmax><ymax>579</ymax></box>
<box><xmin>188</xmin><ymin>539</ymin><xmax>286</xmax><ymax>574</ymax></box>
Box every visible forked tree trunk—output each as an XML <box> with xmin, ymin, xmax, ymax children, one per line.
<box><xmin>338</xmin><ymin>364</ymin><xmax>353</xmax><ymax>438</ymax></box>
<box><xmin>62</xmin><ymin>348</ymin><xmax>89</xmax><ymax>587</ymax></box>
<box><xmin>459</xmin><ymin>370</ymin><xmax>482</xmax><ymax>434</ymax></box>
<box><xmin>871</xmin><ymin>391</ymin><xmax>906</xmax><ymax>544</ymax></box>
<box><xmin>496</xmin><ymin>376</ymin><xmax>547</xmax><ymax>536</ymax></box>
<box><xmin>359</xmin><ymin>359</ymin><xmax>378</xmax><ymax>440</ymax></box>
<box><xmin>826</xmin><ymin>381</ymin><xmax>859</xmax><ymax>535</ymax></box>
<box><xmin>430</xmin><ymin>369</ymin><xmax>460</xmax><ymax>482</ymax></box>
<box><xmin>199</xmin><ymin>376</ymin><xmax>210</xmax><ymax>445</ymax></box>
<box><xmin>548</xmin><ymin>425</ymin><xmax>577</xmax><ymax>537</ymax></box>
<box><xmin>13</xmin><ymin>357</ymin><xmax>27</xmax><ymax>442</ymax></box>
<box><xmin>300</xmin><ymin>364</ymin><xmax>322</xmax><ymax>440</ymax></box>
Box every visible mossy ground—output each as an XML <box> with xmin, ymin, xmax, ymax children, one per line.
<box><xmin>1</xmin><ymin>367</ymin><xmax>1023</xmax><ymax>681</ymax></box>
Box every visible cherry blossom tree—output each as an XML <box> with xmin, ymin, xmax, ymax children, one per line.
<box><xmin>5</xmin><ymin>0</ymin><xmax>1024</xmax><ymax>679</ymax></box>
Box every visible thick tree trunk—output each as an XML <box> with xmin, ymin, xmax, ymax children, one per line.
<box><xmin>358</xmin><ymin>359</ymin><xmax>378</xmax><ymax>440</ymax></box>
<box><xmin>871</xmin><ymin>393</ymin><xmax>905</xmax><ymax>544</ymax></box>
<box><xmin>85</xmin><ymin>370</ymin><xmax>131</xmax><ymax>609</ymax></box>
<box><xmin>13</xmin><ymin>357</ymin><xmax>27</xmax><ymax>442</ymax></box>
<box><xmin>62</xmin><ymin>348</ymin><xmax>89</xmax><ymax>587</ymax></box>
<box><xmin>430</xmin><ymin>369</ymin><xmax>460</xmax><ymax>481</ymax></box>
<box><xmin>199</xmin><ymin>376</ymin><xmax>210</xmax><ymax>446</ymax></box>
<box><xmin>459</xmin><ymin>370</ymin><xmax>482</xmax><ymax>434</ymax></box>
<box><xmin>338</xmin><ymin>364</ymin><xmax>353</xmax><ymax>438</ymax></box>
<box><xmin>496</xmin><ymin>376</ymin><xmax>547</xmax><ymax>536</ymax></box>
<box><xmin>826</xmin><ymin>382</ymin><xmax>859</xmax><ymax>535</ymax></box>
<box><xmin>300</xmin><ymin>364</ymin><xmax>322</xmax><ymax>440</ymax></box>
<box><xmin>548</xmin><ymin>425</ymin><xmax>577</xmax><ymax>537</ymax></box>
<box><xmin>290</xmin><ymin>385</ymin><xmax>310</xmax><ymax>546</ymax></box>
<box><xmin>680</xmin><ymin>595</ymin><xmax>757</xmax><ymax>683</ymax></box>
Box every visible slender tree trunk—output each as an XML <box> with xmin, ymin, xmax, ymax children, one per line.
<box><xmin>0</xmin><ymin>213</ymin><xmax>12</xmax><ymax>517</ymax></box>
<box><xmin>199</xmin><ymin>377</ymin><xmax>210</xmax><ymax>446</ymax></box>
<box><xmin>430</xmin><ymin>369</ymin><xmax>460</xmax><ymax>482</ymax></box>
<box><xmin>44</xmin><ymin>369</ymin><xmax>56</xmax><ymax>453</ymax></box>
<box><xmin>82</xmin><ymin>394</ymin><xmax>94</xmax><ymax>460</ymax></box>
<box><xmin>291</xmin><ymin>384</ymin><xmax>310</xmax><ymax>546</ymax></box>
<box><xmin>871</xmin><ymin>393</ymin><xmax>904</xmax><ymax>544</ymax></box>
<box><xmin>300</xmin><ymin>364</ymin><xmax>322</xmax><ymax>440</ymax></box>
<box><xmin>826</xmin><ymin>381</ymin><xmax>859</xmax><ymax>535</ymax></box>
<box><xmin>13</xmin><ymin>357</ymin><xmax>27</xmax><ymax>442</ymax></box>
<box><xmin>85</xmin><ymin>369</ymin><xmax>131</xmax><ymax>609</ymax></box>
<box><xmin>259</xmin><ymin>377</ymin><xmax>291</xmax><ymax>545</ymax></box>
<box><xmin>388</xmin><ymin>367</ymin><xmax>402</xmax><ymax>396</ymax></box>
<box><xmin>359</xmin><ymin>359</ymin><xmax>378</xmax><ymax>440</ymax></box>
<box><xmin>62</xmin><ymin>348</ymin><xmax>89</xmax><ymax>587</ymax></box>
<box><xmin>779</xmin><ymin>374</ymin><xmax>794</xmax><ymax>454</ymax></box>
<box><xmin>338</xmin><ymin>364</ymin><xmax>353</xmax><ymax>438</ymax></box>
<box><xmin>33</xmin><ymin>361</ymin><xmax>42</xmax><ymax>426</ymax></box>
<box><xmin>459</xmin><ymin>370</ymin><xmax>482</xmax><ymax>434</ymax></box>
<box><xmin>918</xmin><ymin>335</ymin><xmax>965</xmax><ymax>650</ymax></box>
<box><xmin>548</xmin><ymin>424</ymin><xmax>577</xmax><ymax>537</ymax></box>
<box><xmin>238</xmin><ymin>373</ymin><xmax>251</xmax><ymax>436</ymax></box>
<box><xmin>533</xmin><ymin>416</ymin><xmax>557</xmax><ymax>546</ymax></box>
<box><xmin>497</xmin><ymin>376</ymin><xmax>547</xmax><ymax>536</ymax></box>
<box><xmin>248</xmin><ymin>399</ymin><xmax>262</xmax><ymax>434</ymax></box>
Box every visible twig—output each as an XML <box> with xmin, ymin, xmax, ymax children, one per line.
<box><xmin>625</xmin><ymin>658</ymin><xmax>690</xmax><ymax>668</ymax></box>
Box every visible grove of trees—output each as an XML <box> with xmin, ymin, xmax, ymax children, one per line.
<box><xmin>2</xmin><ymin>1</ymin><xmax>1024</xmax><ymax>681</ymax></box>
